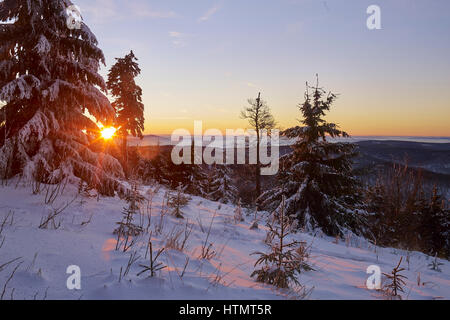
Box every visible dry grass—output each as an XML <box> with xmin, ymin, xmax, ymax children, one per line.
<box><xmin>164</xmin><ymin>221</ymin><xmax>193</xmax><ymax>252</ymax></box>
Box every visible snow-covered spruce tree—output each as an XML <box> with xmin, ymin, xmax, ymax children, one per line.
<box><xmin>114</xmin><ymin>184</ymin><xmax>144</xmax><ymax>252</ymax></box>
<box><xmin>251</xmin><ymin>195</ymin><xmax>312</xmax><ymax>289</ymax></box>
<box><xmin>185</xmin><ymin>165</ymin><xmax>209</xmax><ymax>197</ymax></box>
<box><xmin>127</xmin><ymin>144</ymin><xmax>164</xmax><ymax>185</ymax></box>
<box><xmin>167</xmin><ymin>184</ymin><xmax>190</xmax><ymax>219</ymax></box>
<box><xmin>146</xmin><ymin>140</ymin><xmax>209</xmax><ymax>196</ymax></box>
<box><xmin>181</xmin><ymin>139</ymin><xmax>208</xmax><ymax>196</ymax></box>
<box><xmin>365</xmin><ymin>163</ymin><xmax>449</xmax><ymax>257</ymax></box>
<box><xmin>149</xmin><ymin>150</ymin><xmax>172</xmax><ymax>185</ymax></box>
<box><xmin>0</xmin><ymin>0</ymin><xmax>124</xmax><ymax>195</ymax></box>
<box><xmin>208</xmin><ymin>165</ymin><xmax>238</xmax><ymax>204</ymax></box>
<box><xmin>107</xmin><ymin>50</ymin><xmax>144</xmax><ymax>175</ymax></box>
<box><xmin>418</xmin><ymin>187</ymin><xmax>449</xmax><ymax>258</ymax></box>
<box><xmin>151</xmin><ymin>151</ymin><xmax>194</xmax><ymax>189</ymax></box>
<box><xmin>258</xmin><ymin>78</ymin><xmax>365</xmax><ymax>236</ymax></box>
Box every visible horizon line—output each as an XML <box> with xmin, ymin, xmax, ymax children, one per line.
<box><xmin>136</xmin><ymin>133</ymin><xmax>450</xmax><ymax>138</ymax></box>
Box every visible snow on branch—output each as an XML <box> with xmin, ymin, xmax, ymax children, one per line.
<box><xmin>0</xmin><ymin>75</ymin><xmax>41</xmax><ymax>102</ymax></box>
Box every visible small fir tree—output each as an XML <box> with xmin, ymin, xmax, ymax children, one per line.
<box><xmin>382</xmin><ymin>257</ymin><xmax>408</xmax><ymax>299</ymax></box>
<box><xmin>251</xmin><ymin>195</ymin><xmax>312</xmax><ymax>289</ymax></box>
<box><xmin>114</xmin><ymin>184</ymin><xmax>144</xmax><ymax>251</ymax></box>
<box><xmin>208</xmin><ymin>165</ymin><xmax>238</xmax><ymax>204</ymax></box>
<box><xmin>167</xmin><ymin>184</ymin><xmax>190</xmax><ymax>219</ymax></box>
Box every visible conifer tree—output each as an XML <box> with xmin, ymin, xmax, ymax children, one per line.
<box><xmin>107</xmin><ymin>50</ymin><xmax>144</xmax><ymax>175</ymax></box>
<box><xmin>184</xmin><ymin>138</ymin><xmax>209</xmax><ymax>196</ymax></box>
<box><xmin>114</xmin><ymin>184</ymin><xmax>144</xmax><ymax>249</ymax></box>
<box><xmin>148</xmin><ymin>149</ymin><xmax>197</xmax><ymax>190</ymax></box>
<box><xmin>208</xmin><ymin>165</ymin><xmax>238</xmax><ymax>204</ymax></box>
<box><xmin>185</xmin><ymin>165</ymin><xmax>208</xmax><ymax>197</ymax></box>
<box><xmin>365</xmin><ymin>163</ymin><xmax>449</xmax><ymax>257</ymax></box>
<box><xmin>258</xmin><ymin>77</ymin><xmax>364</xmax><ymax>236</ymax></box>
<box><xmin>167</xmin><ymin>184</ymin><xmax>190</xmax><ymax>219</ymax></box>
<box><xmin>0</xmin><ymin>0</ymin><xmax>123</xmax><ymax>195</ymax></box>
<box><xmin>252</xmin><ymin>196</ymin><xmax>312</xmax><ymax>289</ymax></box>
<box><xmin>383</xmin><ymin>257</ymin><xmax>407</xmax><ymax>299</ymax></box>
<box><xmin>418</xmin><ymin>187</ymin><xmax>449</xmax><ymax>257</ymax></box>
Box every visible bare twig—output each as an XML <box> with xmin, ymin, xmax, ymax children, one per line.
<box><xmin>1</xmin><ymin>260</ymin><xmax>22</xmax><ymax>300</ymax></box>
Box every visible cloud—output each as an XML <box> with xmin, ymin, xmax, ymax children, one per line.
<box><xmin>128</xmin><ymin>0</ymin><xmax>177</xmax><ymax>19</ymax></box>
<box><xmin>79</xmin><ymin>0</ymin><xmax>177</xmax><ymax>24</ymax></box>
<box><xmin>133</xmin><ymin>8</ymin><xmax>177</xmax><ymax>19</ymax></box>
<box><xmin>168</xmin><ymin>31</ymin><xmax>190</xmax><ymax>47</ymax></box>
<box><xmin>152</xmin><ymin>116</ymin><xmax>192</xmax><ymax>120</ymax></box>
<box><xmin>198</xmin><ymin>3</ymin><xmax>222</xmax><ymax>22</ymax></box>
<box><xmin>81</xmin><ymin>0</ymin><xmax>120</xmax><ymax>24</ymax></box>
<box><xmin>169</xmin><ymin>31</ymin><xmax>183</xmax><ymax>38</ymax></box>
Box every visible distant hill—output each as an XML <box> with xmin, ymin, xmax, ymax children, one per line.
<box><xmin>130</xmin><ymin>139</ymin><xmax>450</xmax><ymax>194</ymax></box>
<box><xmin>128</xmin><ymin>135</ymin><xmax>172</xmax><ymax>147</ymax></box>
<box><xmin>354</xmin><ymin>140</ymin><xmax>450</xmax><ymax>175</ymax></box>
<box><xmin>129</xmin><ymin>134</ymin><xmax>450</xmax><ymax>147</ymax></box>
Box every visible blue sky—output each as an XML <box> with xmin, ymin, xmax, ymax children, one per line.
<box><xmin>75</xmin><ymin>0</ymin><xmax>450</xmax><ymax>136</ymax></box>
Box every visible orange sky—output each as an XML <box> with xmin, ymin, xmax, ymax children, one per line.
<box><xmin>77</xmin><ymin>0</ymin><xmax>450</xmax><ymax>138</ymax></box>
<box><xmin>142</xmin><ymin>89</ymin><xmax>450</xmax><ymax>136</ymax></box>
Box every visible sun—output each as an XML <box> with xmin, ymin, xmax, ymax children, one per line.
<box><xmin>100</xmin><ymin>127</ymin><xmax>117</xmax><ymax>140</ymax></box>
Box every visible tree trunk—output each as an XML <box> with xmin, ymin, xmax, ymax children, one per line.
<box><xmin>255</xmin><ymin>92</ymin><xmax>261</xmax><ymax>198</ymax></box>
<box><xmin>122</xmin><ymin>134</ymin><xmax>128</xmax><ymax>178</ymax></box>
<box><xmin>256</xmin><ymin>130</ymin><xmax>261</xmax><ymax>198</ymax></box>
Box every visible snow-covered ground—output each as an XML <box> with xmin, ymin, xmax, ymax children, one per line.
<box><xmin>0</xmin><ymin>181</ymin><xmax>449</xmax><ymax>300</ymax></box>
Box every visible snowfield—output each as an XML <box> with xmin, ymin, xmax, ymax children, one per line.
<box><xmin>0</xmin><ymin>181</ymin><xmax>449</xmax><ymax>300</ymax></box>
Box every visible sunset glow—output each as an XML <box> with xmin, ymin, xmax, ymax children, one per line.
<box><xmin>100</xmin><ymin>127</ymin><xmax>117</xmax><ymax>140</ymax></box>
<box><xmin>0</xmin><ymin>0</ymin><xmax>449</xmax><ymax>303</ymax></box>
<box><xmin>73</xmin><ymin>0</ymin><xmax>450</xmax><ymax>137</ymax></box>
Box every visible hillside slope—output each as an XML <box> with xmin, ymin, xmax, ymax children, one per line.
<box><xmin>0</xmin><ymin>182</ymin><xmax>449</xmax><ymax>300</ymax></box>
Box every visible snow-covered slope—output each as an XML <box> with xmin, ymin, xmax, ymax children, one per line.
<box><xmin>0</xmin><ymin>182</ymin><xmax>448</xmax><ymax>300</ymax></box>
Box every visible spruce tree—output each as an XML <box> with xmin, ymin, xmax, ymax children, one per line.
<box><xmin>258</xmin><ymin>77</ymin><xmax>364</xmax><ymax>236</ymax></box>
<box><xmin>184</xmin><ymin>138</ymin><xmax>208</xmax><ymax>196</ymax></box>
<box><xmin>365</xmin><ymin>163</ymin><xmax>449</xmax><ymax>257</ymax></box>
<box><xmin>167</xmin><ymin>184</ymin><xmax>190</xmax><ymax>219</ymax></box>
<box><xmin>148</xmin><ymin>149</ymin><xmax>195</xmax><ymax>190</ymax></box>
<box><xmin>0</xmin><ymin>0</ymin><xmax>123</xmax><ymax>195</ymax></box>
<box><xmin>251</xmin><ymin>196</ymin><xmax>312</xmax><ymax>289</ymax></box>
<box><xmin>208</xmin><ymin>165</ymin><xmax>238</xmax><ymax>204</ymax></box>
<box><xmin>419</xmin><ymin>187</ymin><xmax>449</xmax><ymax>258</ymax></box>
<box><xmin>185</xmin><ymin>165</ymin><xmax>208</xmax><ymax>197</ymax></box>
<box><xmin>107</xmin><ymin>50</ymin><xmax>144</xmax><ymax>175</ymax></box>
